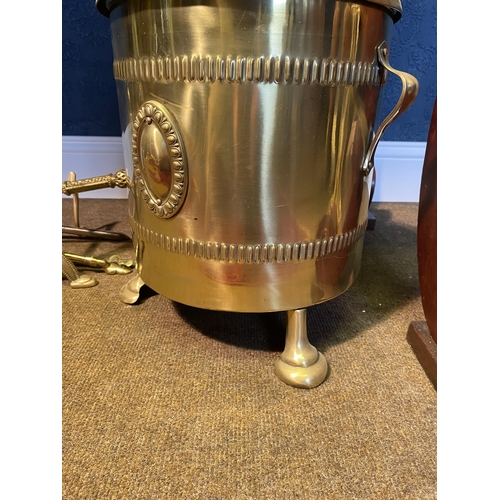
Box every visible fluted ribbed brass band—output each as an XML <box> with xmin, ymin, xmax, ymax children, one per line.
<box><xmin>114</xmin><ymin>55</ymin><xmax>383</xmax><ymax>86</ymax></box>
<box><xmin>130</xmin><ymin>218</ymin><xmax>368</xmax><ymax>264</ymax></box>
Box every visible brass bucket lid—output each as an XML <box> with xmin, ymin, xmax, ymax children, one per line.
<box><xmin>96</xmin><ymin>0</ymin><xmax>402</xmax><ymax>21</ymax></box>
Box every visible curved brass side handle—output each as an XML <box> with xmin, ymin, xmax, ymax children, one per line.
<box><xmin>62</xmin><ymin>169</ymin><xmax>131</xmax><ymax>195</ymax></box>
<box><xmin>362</xmin><ymin>41</ymin><xmax>419</xmax><ymax>176</ymax></box>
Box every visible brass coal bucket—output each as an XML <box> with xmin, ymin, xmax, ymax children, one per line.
<box><xmin>91</xmin><ymin>0</ymin><xmax>418</xmax><ymax>387</ymax></box>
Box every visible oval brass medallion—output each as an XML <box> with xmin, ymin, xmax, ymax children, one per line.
<box><xmin>132</xmin><ymin>100</ymin><xmax>187</xmax><ymax>219</ymax></box>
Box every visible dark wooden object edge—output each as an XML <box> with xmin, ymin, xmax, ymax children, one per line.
<box><xmin>407</xmin><ymin>321</ymin><xmax>437</xmax><ymax>389</ymax></box>
<box><xmin>407</xmin><ymin>99</ymin><xmax>437</xmax><ymax>389</ymax></box>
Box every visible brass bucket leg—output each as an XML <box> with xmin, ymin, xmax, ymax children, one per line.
<box><xmin>119</xmin><ymin>275</ymin><xmax>146</xmax><ymax>304</ymax></box>
<box><xmin>274</xmin><ymin>309</ymin><xmax>328</xmax><ymax>389</ymax></box>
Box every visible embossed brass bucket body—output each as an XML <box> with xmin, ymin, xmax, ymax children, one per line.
<box><xmin>100</xmin><ymin>0</ymin><xmax>415</xmax><ymax>313</ymax></box>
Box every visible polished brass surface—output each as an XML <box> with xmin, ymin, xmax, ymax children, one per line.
<box><xmin>130</xmin><ymin>218</ymin><xmax>368</xmax><ymax>264</ymax></box>
<box><xmin>132</xmin><ymin>100</ymin><xmax>188</xmax><ymax>219</ymax></box>
<box><xmin>361</xmin><ymin>42</ymin><xmax>419</xmax><ymax>175</ymax></box>
<box><xmin>62</xmin><ymin>169</ymin><xmax>131</xmax><ymax>195</ymax></box>
<box><xmin>100</xmin><ymin>0</ymin><xmax>419</xmax><ymax>313</ymax></box>
<box><xmin>64</xmin><ymin>252</ymin><xmax>134</xmax><ymax>275</ymax></box>
<box><xmin>275</xmin><ymin>309</ymin><xmax>328</xmax><ymax>388</ymax></box>
<box><xmin>366</xmin><ymin>0</ymin><xmax>402</xmax><ymax>21</ymax></box>
<box><xmin>62</xmin><ymin>254</ymin><xmax>99</xmax><ymax>289</ymax></box>
<box><xmin>120</xmin><ymin>274</ymin><xmax>146</xmax><ymax>304</ymax></box>
<box><xmin>94</xmin><ymin>0</ymin><xmax>417</xmax><ymax>387</ymax></box>
<box><xmin>96</xmin><ymin>0</ymin><xmax>403</xmax><ymax>22</ymax></box>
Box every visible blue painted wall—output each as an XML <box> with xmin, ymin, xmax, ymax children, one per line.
<box><xmin>62</xmin><ymin>0</ymin><xmax>436</xmax><ymax>141</ymax></box>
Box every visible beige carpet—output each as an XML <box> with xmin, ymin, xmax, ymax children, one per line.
<box><xmin>62</xmin><ymin>199</ymin><xmax>436</xmax><ymax>499</ymax></box>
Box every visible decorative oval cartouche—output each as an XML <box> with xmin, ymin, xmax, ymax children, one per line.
<box><xmin>132</xmin><ymin>100</ymin><xmax>188</xmax><ymax>219</ymax></box>
<box><xmin>139</xmin><ymin>120</ymin><xmax>172</xmax><ymax>204</ymax></box>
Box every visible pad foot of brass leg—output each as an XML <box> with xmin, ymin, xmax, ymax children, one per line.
<box><xmin>119</xmin><ymin>274</ymin><xmax>146</xmax><ymax>304</ymax></box>
<box><xmin>274</xmin><ymin>308</ymin><xmax>328</xmax><ymax>389</ymax></box>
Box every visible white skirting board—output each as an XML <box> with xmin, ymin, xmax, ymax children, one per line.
<box><xmin>62</xmin><ymin>136</ymin><xmax>426</xmax><ymax>202</ymax></box>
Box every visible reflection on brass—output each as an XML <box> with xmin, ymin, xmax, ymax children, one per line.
<box><xmin>130</xmin><ymin>218</ymin><xmax>368</xmax><ymax>264</ymax></box>
<box><xmin>62</xmin><ymin>169</ymin><xmax>131</xmax><ymax>195</ymax></box>
<box><xmin>62</xmin><ymin>254</ymin><xmax>98</xmax><ymax>289</ymax></box>
<box><xmin>275</xmin><ymin>309</ymin><xmax>328</xmax><ymax>388</ymax></box>
<box><xmin>114</xmin><ymin>56</ymin><xmax>383</xmax><ymax>87</ymax></box>
<box><xmin>362</xmin><ymin>41</ymin><xmax>419</xmax><ymax>175</ymax></box>
<box><xmin>97</xmin><ymin>0</ymin><xmax>403</xmax><ymax>21</ymax></box>
<box><xmin>104</xmin><ymin>0</ymin><xmax>419</xmax><ymax>313</ymax></box>
<box><xmin>119</xmin><ymin>274</ymin><xmax>146</xmax><ymax>304</ymax></box>
<box><xmin>366</xmin><ymin>0</ymin><xmax>402</xmax><ymax>21</ymax></box>
<box><xmin>63</xmin><ymin>252</ymin><xmax>134</xmax><ymax>275</ymax></box>
<box><xmin>132</xmin><ymin>101</ymin><xmax>188</xmax><ymax>219</ymax></box>
<box><xmin>96</xmin><ymin>0</ymin><xmax>418</xmax><ymax>387</ymax></box>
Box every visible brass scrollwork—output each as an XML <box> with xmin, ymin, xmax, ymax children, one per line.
<box><xmin>132</xmin><ymin>100</ymin><xmax>188</xmax><ymax>219</ymax></box>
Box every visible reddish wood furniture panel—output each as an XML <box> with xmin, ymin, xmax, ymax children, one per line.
<box><xmin>407</xmin><ymin>100</ymin><xmax>437</xmax><ymax>389</ymax></box>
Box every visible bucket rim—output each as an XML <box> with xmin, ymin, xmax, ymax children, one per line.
<box><xmin>95</xmin><ymin>0</ymin><xmax>402</xmax><ymax>22</ymax></box>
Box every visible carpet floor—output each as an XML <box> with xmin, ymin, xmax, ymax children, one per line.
<box><xmin>62</xmin><ymin>199</ymin><xmax>436</xmax><ymax>499</ymax></box>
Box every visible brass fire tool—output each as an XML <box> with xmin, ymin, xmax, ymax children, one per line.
<box><xmin>62</xmin><ymin>169</ymin><xmax>135</xmax><ymax>287</ymax></box>
<box><xmin>62</xmin><ymin>254</ymin><xmax>99</xmax><ymax>289</ymax></box>
<box><xmin>63</xmin><ymin>253</ymin><xmax>134</xmax><ymax>275</ymax></box>
<box><xmin>62</xmin><ymin>170</ymin><xmax>131</xmax><ymax>241</ymax></box>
